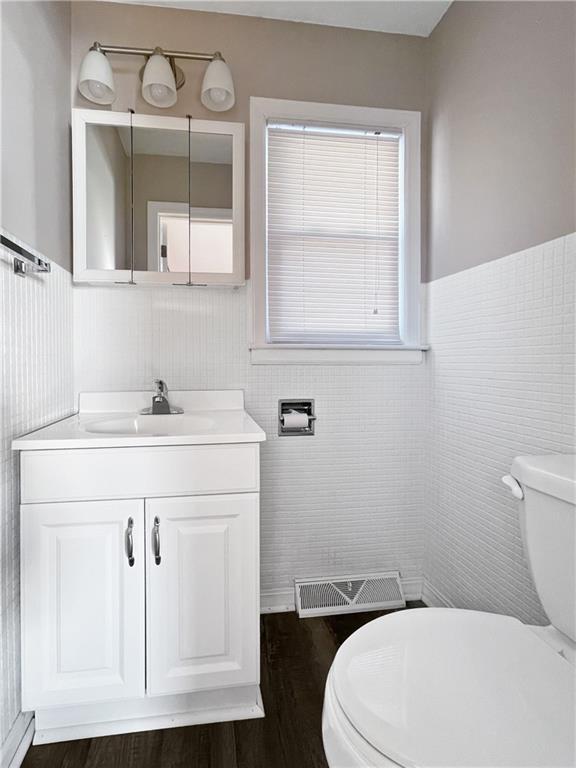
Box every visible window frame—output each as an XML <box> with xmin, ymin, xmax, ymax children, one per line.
<box><xmin>250</xmin><ymin>97</ymin><xmax>423</xmax><ymax>365</ymax></box>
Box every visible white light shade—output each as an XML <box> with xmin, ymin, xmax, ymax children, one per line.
<box><xmin>78</xmin><ymin>48</ymin><xmax>115</xmax><ymax>105</ymax></box>
<box><xmin>201</xmin><ymin>58</ymin><xmax>235</xmax><ymax>112</ymax></box>
<box><xmin>142</xmin><ymin>52</ymin><xmax>177</xmax><ymax>108</ymax></box>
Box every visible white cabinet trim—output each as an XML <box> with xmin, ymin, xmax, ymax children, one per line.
<box><xmin>21</xmin><ymin>444</ymin><xmax>259</xmax><ymax>503</ymax></box>
<box><xmin>33</xmin><ymin>687</ymin><xmax>264</xmax><ymax>745</ymax></box>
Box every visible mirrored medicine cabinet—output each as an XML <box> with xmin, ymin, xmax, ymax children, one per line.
<box><xmin>72</xmin><ymin>109</ymin><xmax>244</xmax><ymax>285</ymax></box>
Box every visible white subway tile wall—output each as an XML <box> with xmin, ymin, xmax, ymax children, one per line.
<box><xmin>0</xmin><ymin>237</ymin><xmax>74</xmax><ymax>746</ymax></box>
<box><xmin>73</xmin><ymin>284</ymin><xmax>429</xmax><ymax>595</ymax></box>
<box><xmin>425</xmin><ymin>234</ymin><xmax>575</xmax><ymax>622</ymax></box>
<box><xmin>1</xmin><ymin>231</ymin><xmax>573</xmax><ymax>754</ymax></box>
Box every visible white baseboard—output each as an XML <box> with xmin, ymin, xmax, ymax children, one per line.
<box><xmin>261</xmin><ymin>588</ymin><xmax>294</xmax><ymax>613</ymax></box>
<box><xmin>421</xmin><ymin>579</ymin><xmax>455</xmax><ymax>608</ymax></box>
<box><xmin>400</xmin><ymin>576</ymin><xmax>423</xmax><ymax>602</ymax></box>
<box><xmin>260</xmin><ymin>576</ymin><xmax>424</xmax><ymax>615</ymax></box>
<box><xmin>34</xmin><ymin>686</ymin><xmax>263</xmax><ymax>745</ymax></box>
<box><xmin>1</xmin><ymin>713</ymin><xmax>34</xmax><ymax>768</ymax></box>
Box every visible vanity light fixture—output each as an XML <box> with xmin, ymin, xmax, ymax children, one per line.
<box><xmin>78</xmin><ymin>42</ymin><xmax>116</xmax><ymax>105</ymax></box>
<box><xmin>141</xmin><ymin>48</ymin><xmax>178</xmax><ymax>107</ymax></box>
<box><xmin>77</xmin><ymin>42</ymin><xmax>235</xmax><ymax>111</ymax></box>
<box><xmin>201</xmin><ymin>53</ymin><xmax>235</xmax><ymax>112</ymax></box>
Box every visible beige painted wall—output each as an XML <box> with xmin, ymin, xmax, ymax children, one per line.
<box><xmin>1</xmin><ymin>1</ymin><xmax>72</xmax><ymax>271</ymax></box>
<box><xmin>71</xmin><ymin>1</ymin><xmax>428</xmax><ymax>274</ymax></box>
<box><xmin>71</xmin><ymin>3</ymin><xmax>426</xmax><ymax>117</ymax></box>
<box><xmin>71</xmin><ymin>1</ymin><xmax>575</xmax><ymax>281</ymax></box>
<box><xmin>426</xmin><ymin>1</ymin><xmax>576</xmax><ymax>281</ymax></box>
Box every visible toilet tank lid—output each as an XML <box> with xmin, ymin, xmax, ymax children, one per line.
<box><xmin>511</xmin><ymin>454</ymin><xmax>576</xmax><ymax>503</ymax></box>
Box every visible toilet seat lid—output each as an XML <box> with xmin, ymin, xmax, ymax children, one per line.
<box><xmin>332</xmin><ymin>608</ymin><xmax>575</xmax><ymax>768</ymax></box>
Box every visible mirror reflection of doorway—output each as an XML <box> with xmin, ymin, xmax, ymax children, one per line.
<box><xmin>147</xmin><ymin>202</ymin><xmax>233</xmax><ymax>273</ymax></box>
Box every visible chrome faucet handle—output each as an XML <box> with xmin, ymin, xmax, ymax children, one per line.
<box><xmin>153</xmin><ymin>379</ymin><xmax>167</xmax><ymax>397</ymax></box>
<box><xmin>150</xmin><ymin>379</ymin><xmax>170</xmax><ymax>415</ymax></box>
<box><xmin>143</xmin><ymin>378</ymin><xmax>182</xmax><ymax>415</ymax></box>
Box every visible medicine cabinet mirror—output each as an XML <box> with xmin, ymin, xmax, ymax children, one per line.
<box><xmin>72</xmin><ymin>109</ymin><xmax>244</xmax><ymax>284</ymax></box>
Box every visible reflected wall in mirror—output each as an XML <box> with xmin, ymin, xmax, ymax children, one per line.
<box><xmin>86</xmin><ymin>124</ymin><xmax>130</xmax><ymax>270</ymax></box>
<box><xmin>73</xmin><ymin>110</ymin><xmax>244</xmax><ymax>285</ymax></box>
<box><xmin>144</xmin><ymin>132</ymin><xmax>233</xmax><ymax>274</ymax></box>
<box><xmin>131</xmin><ymin>126</ymin><xmax>189</xmax><ymax>272</ymax></box>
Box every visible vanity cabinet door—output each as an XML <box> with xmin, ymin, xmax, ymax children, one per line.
<box><xmin>146</xmin><ymin>494</ymin><xmax>259</xmax><ymax>696</ymax></box>
<box><xmin>21</xmin><ymin>500</ymin><xmax>145</xmax><ymax>709</ymax></box>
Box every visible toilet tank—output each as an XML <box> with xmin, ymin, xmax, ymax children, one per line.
<box><xmin>511</xmin><ymin>455</ymin><xmax>576</xmax><ymax>641</ymax></box>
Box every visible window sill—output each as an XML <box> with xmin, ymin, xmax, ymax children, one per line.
<box><xmin>249</xmin><ymin>346</ymin><xmax>428</xmax><ymax>365</ymax></box>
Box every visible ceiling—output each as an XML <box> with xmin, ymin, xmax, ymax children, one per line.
<box><xmin>111</xmin><ymin>1</ymin><xmax>452</xmax><ymax>37</ymax></box>
<box><xmin>115</xmin><ymin>126</ymin><xmax>233</xmax><ymax>163</ymax></box>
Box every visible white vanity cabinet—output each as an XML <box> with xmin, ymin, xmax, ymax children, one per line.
<box><xmin>21</xmin><ymin>493</ymin><xmax>259</xmax><ymax>710</ymax></box>
<box><xmin>15</xmin><ymin>391</ymin><xmax>265</xmax><ymax>744</ymax></box>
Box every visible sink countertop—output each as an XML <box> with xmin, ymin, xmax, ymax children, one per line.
<box><xmin>12</xmin><ymin>390</ymin><xmax>266</xmax><ymax>451</ymax></box>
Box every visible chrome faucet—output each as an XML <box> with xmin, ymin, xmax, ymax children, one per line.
<box><xmin>152</xmin><ymin>379</ymin><xmax>171</xmax><ymax>414</ymax></box>
<box><xmin>141</xmin><ymin>379</ymin><xmax>183</xmax><ymax>415</ymax></box>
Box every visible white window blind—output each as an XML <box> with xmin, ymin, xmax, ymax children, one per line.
<box><xmin>266</xmin><ymin>121</ymin><xmax>402</xmax><ymax>346</ymax></box>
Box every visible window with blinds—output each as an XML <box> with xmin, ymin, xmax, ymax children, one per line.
<box><xmin>266</xmin><ymin>121</ymin><xmax>402</xmax><ymax>347</ymax></box>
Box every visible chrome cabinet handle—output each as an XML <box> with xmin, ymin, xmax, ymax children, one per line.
<box><xmin>153</xmin><ymin>516</ymin><xmax>161</xmax><ymax>565</ymax></box>
<box><xmin>125</xmin><ymin>517</ymin><xmax>135</xmax><ymax>567</ymax></box>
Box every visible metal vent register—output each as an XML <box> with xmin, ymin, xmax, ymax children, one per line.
<box><xmin>295</xmin><ymin>571</ymin><xmax>405</xmax><ymax>618</ymax></box>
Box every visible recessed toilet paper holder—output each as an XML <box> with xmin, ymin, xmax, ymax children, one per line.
<box><xmin>278</xmin><ymin>399</ymin><xmax>316</xmax><ymax>436</ymax></box>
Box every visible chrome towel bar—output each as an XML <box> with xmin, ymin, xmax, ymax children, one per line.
<box><xmin>1</xmin><ymin>234</ymin><xmax>51</xmax><ymax>277</ymax></box>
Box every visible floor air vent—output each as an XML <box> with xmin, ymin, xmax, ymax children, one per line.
<box><xmin>295</xmin><ymin>571</ymin><xmax>405</xmax><ymax>618</ymax></box>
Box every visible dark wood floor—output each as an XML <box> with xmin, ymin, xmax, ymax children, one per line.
<box><xmin>22</xmin><ymin>602</ymin><xmax>424</xmax><ymax>768</ymax></box>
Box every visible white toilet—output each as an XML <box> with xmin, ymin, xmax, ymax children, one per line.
<box><xmin>322</xmin><ymin>454</ymin><xmax>576</xmax><ymax>768</ymax></box>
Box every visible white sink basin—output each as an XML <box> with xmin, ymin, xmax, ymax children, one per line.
<box><xmin>84</xmin><ymin>414</ymin><xmax>216</xmax><ymax>436</ymax></box>
<box><xmin>12</xmin><ymin>391</ymin><xmax>266</xmax><ymax>450</ymax></box>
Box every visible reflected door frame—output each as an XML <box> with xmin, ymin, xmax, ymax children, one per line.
<box><xmin>146</xmin><ymin>201</ymin><xmax>233</xmax><ymax>274</ymax></box>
